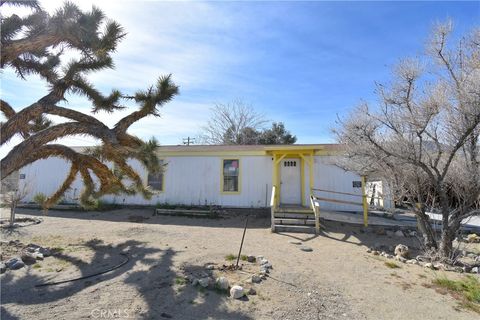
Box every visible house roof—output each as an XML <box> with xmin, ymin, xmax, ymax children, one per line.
<box><xmin>70</xmin><ymin>144</ymin><xmax>343</xmax><ymax>156</ymax></box>
<box><xmin>156</xmin><ymin>143</ymin><xmax>342</xmax><ymax>152</ymax></box>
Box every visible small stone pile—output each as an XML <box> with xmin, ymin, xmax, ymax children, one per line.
<box><xmin>366</xmin><ymin>243</ymin><xmax>480</xmax><ymax>274</ymax></box>
<box><xmin>185</xmin><ymin>254</ymin><xmax>272</xmax><ymax>299</ymax></box>
<box><xmin>1</xmin><ymin>240</ymin><xmax>52</xmax><ymax>274</ymax></box>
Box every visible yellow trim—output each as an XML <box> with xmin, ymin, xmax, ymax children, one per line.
<box><xmin>158</xmin><ymin>150</ymin><xmax>266</xmax><ymax>157</ymax></box>
<box><xmin>155</xmin><ymin>146</ymin><xmax>341</xmax><ymax>158</ymax></box>
<box><xmin>146</xmin><ymin>158</ymin><xmax>166</xmax><ymax>193</ymax></box>
<box><xmin>273</xmin><ymin>154</ymin><xmax>287</xmax><ymax>206</ymax></box>
<box><xmin>220</xmin><ymin>158</ymin><xmax>241</xmax><ymax>194</ymax></box>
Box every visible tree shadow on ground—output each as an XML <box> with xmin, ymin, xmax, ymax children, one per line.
<box><xmin>1</xmin><ymin>239</ymin><xmax>252</xmax><ymax>319</ymax></box>
<box><xmin>14</xmin><ymin>208</ymin><xmax>270</xmax><ymax>230</ymax></box>
<box><xmin>275</xmin><ymin>219</ymin><xmax>423</xmax><ymax>254</ymax></box>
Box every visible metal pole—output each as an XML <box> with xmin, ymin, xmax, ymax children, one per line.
<box><xmin>235</xmin><ymin>216</ymin><xmax>249</xmax><ymax>268</ymax></box>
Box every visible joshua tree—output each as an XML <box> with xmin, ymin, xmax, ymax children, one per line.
<box><xmin>335</xmin><ymin>21</ymin><xmax>480</xmax><ymax>259</ymax></box>
<box><xmin>0</xmin><ymin>1</ymin><xmax>179</xmax><ymax>208</ymax></box>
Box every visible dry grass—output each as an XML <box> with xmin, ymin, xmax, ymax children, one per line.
<box><xmin>431</xmin><ymin>275</ymin><xmax>480</xmax><ymax>314</ymax></box>
<box><xmin>385</xmin><ymin>261</ymin><xmax>401</xmax><ymax>269</ymax></box>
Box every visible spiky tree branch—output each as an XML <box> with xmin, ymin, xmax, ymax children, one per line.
<box><xmin>1</xmin><ymin>1</ymin><xmax>179</xmax><ymax>208</ymax></box>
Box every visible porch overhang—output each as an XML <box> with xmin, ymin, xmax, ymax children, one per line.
<box><xmin>267</xmin><ymin>146</ymin><xmax>320</xmax><ymax>207</ymax></box>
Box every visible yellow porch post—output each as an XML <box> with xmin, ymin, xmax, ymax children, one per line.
<box><xmin>361</xmin><ymin>175</ymin><xmax>368</xmax><ymax>227</ymax></box>
<box><xmin>309</xmin><ymin>152</ymin><xmax>314</xmax><ymax>193</ymax></box>
<box><xmin>273</xmin><ymin>153</ymin><xmax>286</xmax><ymax>206</ymax></box>
<box><xmin>300</xmin><ymin>155</ymin><xmax>305</xmax><ymax>207</ymax></box>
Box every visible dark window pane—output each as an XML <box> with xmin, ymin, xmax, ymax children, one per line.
<box><xmin>148</xmin><ymin>160</ymin><xmax>164</xmax><ymax>191</ymax></box>
<box><xmin>223</xmin><ymin>176</ymin><xmax>238</xmax><ymax>192</ymax></box>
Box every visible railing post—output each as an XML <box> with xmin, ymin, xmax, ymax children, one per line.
<box><xmin>270</xmin><ymin>185</ymin><xmax>276</xmax><ymax>232</ymax></box>
<box><xmin>310</xmin><ymin>193</ymin><xmax>320</xmax><ymax>235</ymax></box>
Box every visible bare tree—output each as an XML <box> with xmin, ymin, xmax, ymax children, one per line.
<box><xmin>200</xmin><ymin>100</ymin><xmax>267</xmax><ymax>145</ymax></box>
<box><xmin>0</xmin><ymin>1</ymin><xmax>178</xmax><ymax>209</ymax></box>
<box><xmin>1</xmin><ymin>173</ymin><xmax>29</xmax><ymax>227</ymax></box>
<box><xmin>334</xmin><ymin>21</ymin><xmax>480</xmax><ymax>260</ymax></box>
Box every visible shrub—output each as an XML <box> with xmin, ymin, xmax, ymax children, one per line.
<box><xmin>33</xmin><ymin>193</ymin><xmax>47</xmax><ymax>206</ymax></box>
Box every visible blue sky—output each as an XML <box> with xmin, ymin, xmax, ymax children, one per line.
<box><xmin>1</xmin><ymin>0</ymin><xmax>479</xmax><ymax>154</ymax></box>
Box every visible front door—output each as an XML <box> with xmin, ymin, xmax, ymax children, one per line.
<box><xmin>280</xmin><ymin>158</ymin><xmax>301</xmax><ymax>205</ymax></box>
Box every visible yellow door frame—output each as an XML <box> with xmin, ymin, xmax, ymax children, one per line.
<box><xmin>271</xmin><ymin>150</ymin><xmax>314</xmax><ymax>207</ymax></box>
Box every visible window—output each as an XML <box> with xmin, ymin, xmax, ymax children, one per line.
<box><xmin>223</xmin><ymin>159</ymin><xmax>239</xmax><ymax>192</ymax></box>
<box><xmin>352</xmin><ymin>181</ymin><xmax>362</xmax><ymax>188</ymax></box>
<box><xmin>147</xmin><ymin>160</ymin><xmax>164</xmax><ymax>191</ymax></box>
<box><xmin>284</xmin><ymin>160</ymin><xmax>297</xmax><ymax>167</ymax></box>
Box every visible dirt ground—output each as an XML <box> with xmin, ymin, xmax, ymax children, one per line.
<box><xmin>0</xmin><ymin>207</ymin><xmax>478</xmax><ymax>320</ymax></box>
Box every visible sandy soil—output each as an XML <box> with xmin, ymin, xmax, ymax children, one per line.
<box><xmin>0</xmin><ymin>207</ymin><xmax>478</xmax><ymax>320</ymax></box>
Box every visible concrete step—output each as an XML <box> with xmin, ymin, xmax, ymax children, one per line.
<box><xmin>274</xmin><ymin>212</ymin><xmax>315</xmax><ymax>219</ymax></box>
<box><xmin>276</xmin><ymin>206</ymin><xmax>312</xmax><ymax>214</ymax></box>
<box><xmin>273</xmin><ymin>225</ymin><xmax>316</xmax><ymax>234</ymax></box>
<box><xmin>274</xmin><ymin>218</ymin><xmax>316</xmax><ymax>225</ymax></box>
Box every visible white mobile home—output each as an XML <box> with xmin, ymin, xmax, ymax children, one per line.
<box><xmin>19</xmin><ymin>144</ymin><xmax>373</xmax><ymax>212</ymax></box>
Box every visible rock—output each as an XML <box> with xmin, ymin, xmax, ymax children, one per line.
<box><xmin>386</xmin><ymin>230</ymin><xmax>394</xmax><ymax>237</ymax></box>
<box><xmin>424</xmin><ymin>263</ymin><xmax>435</xmax><ymax>270</ymax></box>
<box><xmin>259</xmin><ymin>258</ymin><xmax>269</xmax><ymax>265</ymax></box>
<box><xmin>26</xmin><ymin>244</ymin><xmax>51</xmax><ymax>257</ymax></box>
<box><xmin>394</xmin><ymin>230</ymin><xmax>405</xmax><ymax>237</ymax></box>
<box><xmin>6</xmin><ymin>258</ymin><xmax>25</xmax><ymax>270</ymax></box>
<box><xmin>375</xmin><ymin>228</ymin><xmax>386</xmax><ymax>236</ymax></box>
<box><xmin>230</xmin><ymin>285</ymin><xmax>245</xmax><ymax>299</ymax></box>
<box><xmin>0</xmin><ymin>262</ymin><xmax>6</xmax><ymax>274</ymax></box>
<box><xmin>205</xmin><ymin>265</ymin><xmax>214</xmax><ymax>270</ymax></box>
<box><xmin>256</xmin><ymin>255</ymin><xmax>264</xmax><ymax>262</ymax></box>
<box><xmin>251</xmin><ymin>275</ymin><xmax>262</xmax><ymax>283</ymax></box>
<box><xmin>386</xmin><ymin>254</ymin><xmax>394</xmax><ymax>259</ymax></box>
<box><xmin>380</xmin><ymin>251</ymin><xmax>387</xmax><ymax>257</ymax></box>
<box><xmin>406</xmin><ymin>259</ymin><xmax>419</xmax><ymax>265</ymax></box>
<box><xmin>466</xmin><ymin>233</ymin><xmax>480</xmax><ymax>243</ymax></box>
<box><xmin>360</xmin><ymin>227</ymin><xmax>372</xmax><ymax>233</ymax></box>
<box><xmin>247</xmin><ymin>255</ymin><xmax>256</xmax><ymax>263</ymax></box>
<box><xmin>33</xmin><ymin>252</ymin><xmax>44</xmax><ymax>260</ymax></box>
<box><xmin>198</xmin><ymin>277</ymin><xmax>210</xmax><ymax>288</ymax></box>
<box><xmin>394</xmin><ymin>244</ymin><xmax>410</xmax><ymax>258</ymax></box>
<box><xmin>247</xmin><ymin>287</ymin><xmax>256</xmax><ymax>295</ymax></box>
<box><xmin>395</xmin><ymin>255</ymin><xmax>407</xmax><ymax>263</ymax></box>
<box><xmin>160</xmin><ymin>313</ymin><xmax>172</xmax><ymax>318</ymax></box>
<box><xmin>5</xmin><ymin>258</ymin><xmax>20</xmax><ymax>269</ymax></box>
<box><xmin>472</xmin><ymin>267</ymin><xmax>479</xmax><ymax>274</ymax></box>
<box><xmin>288</xmin><ymin>240</ymin><xmax>302</xmax><ymax>245</ymax></box>
<box><xmin>372</xmin><ymin>250</ymin><xmax>380</xmax><ymax>256</ymax></box>
<box><xmin>191</xmin><ymin>278</ymin><xmax>199</xmax><ymax>286</ymax></box>
<box><xmin>259</xmin><ymin>268</ymin><xmax>269</xmax><ymax>275</ymax></box>
<box><xmin>466</xmin><ymin>253</ymin><xmax>477</xmax><ymax>259</ymax></box>
<box><xmin>20</xmin><ymin>252</ymin><xmax>36</xmax><ymax>265</ymax></box>
<box><xmin>366</xmin><ymin>248</ymin><xmax>372</xmax><ymax>253</ymax></box>
<box><xmin>215</xmin><ymin>277</ymin><xmax>230</xmax><ymax>291</ymax></box>
<box><xmin>300</xmin><ymin>246</ymin><xmax>313</xmax><ymax>252</ymax></box>
<box><xmin>408</xmin><ymin>230</ymin><xmax>417</xmax><ymax>237</ymax></box>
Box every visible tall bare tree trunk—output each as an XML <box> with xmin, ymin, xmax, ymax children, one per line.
<box><xmin>416</xmin><ymin>210</ymin><xmax>437</xmax><ymax>249</ymax></box>
<box><xmin>9</xmin><ymin>199</ymin><xmax>16</xmax><ymax>227</ymax></box>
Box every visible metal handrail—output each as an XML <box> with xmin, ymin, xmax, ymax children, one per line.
<box><xmin>309</xmin><ymin>194</ymin><xmax>320</xmax><ymax>234</ymax></box>
<box><xmin>311</xmin><ymin>188</ymin><xmax>385</xmax><ymax>200</ymax></box>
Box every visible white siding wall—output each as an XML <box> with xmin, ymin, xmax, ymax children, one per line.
<box><xmin>20</xmin><ymin>155</ymin><xmax>273</xmax><ymax>208</ymax></box>
<box><xmin>311</xmin><ymin>156</ymin><xmax>363</xmax><ymax>212</ymax></box>
<box><xmin>19</xmin><ymin>158</ymin><xmax>84</xmax><ymax>203</ymax></box>
<box><xmin>102</xmin><ymin>156</ymin><xmax>273</xmax><ymax>207</ymax></box>
<box><xmin>19</xmin><ymin>154</ymin><xmax>365</xmax><ymax>210</ymax></box>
